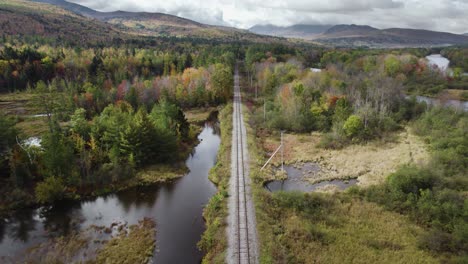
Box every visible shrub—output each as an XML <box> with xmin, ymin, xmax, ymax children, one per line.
<box><xmin>418</xmin><ymin>229</ymin><xmax>455</xmax><ymax>253</ymax></box>
<box><xmin>343</xmin><ymin>115</ymin><xmax>363</xmax><ymax>138</ymax></box>
<box><xmin>35</xmin><ymin>177</ymin><xmax>65</xmax><ymax>204</ymax></box>
<box><xmin>318</xmin><ymin>132</ymin><xmax>348</xmax><ymax>149</ymax></box>
<box><xmin>387</xmin><ymin>165</ymin><xmax>435</xmax><ymax>197</ymax></box>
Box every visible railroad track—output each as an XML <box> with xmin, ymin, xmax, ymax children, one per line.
<box><xmin>227</xmin><ymin>67</ymin><xmax>258</xmax><ymax>264</ymax></box>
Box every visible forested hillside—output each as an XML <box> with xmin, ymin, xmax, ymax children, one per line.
<box><xmin>0</xmin><ymin>0</ymin><xmax>125</xmax><ymax>45</ymax></box>
<box><xmin>21</xmin><ymin>0</ymin><xmax>287</xmax><ymax>44</ymax></box>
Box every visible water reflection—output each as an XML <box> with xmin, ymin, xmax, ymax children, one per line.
<box><xmin>264</xmin><ymin>164</ymin><xmax>358</xmax><ymax>193</ymax></box>
<box><xmin>426</xmin><ymin>54</ymin><xmax>450</xmax><ymax>73</ymax></box>
<box><xmin>0</xmin><ymin>118</ymin><xmax>221</xmax><ymax>263</ymax></box>
<box><xmin>6</xmin><ymin>210</ymin><xmax>37</xmax><ymax>243</ymax></box>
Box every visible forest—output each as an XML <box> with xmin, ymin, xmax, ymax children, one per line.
<box><xmin>246</xmin><ymin>47</ymin><xmax>467</xmax><ymax>142</ymax></box>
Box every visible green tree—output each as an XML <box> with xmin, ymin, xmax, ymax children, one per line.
<box><xmin>211</xmin><ymin>64</ymin><xmax>233</xmax><ymax>103</ymax></box>
<box><xmin>0</xmin><ymin>113</ymin><xmax>18</xmax><ymax>168</ymax></box>
<box><xmin>150</xmin><ymin>99</ymin><xmax>189</xmax><ymax>140</ymax></box>
<box><xmin>119</xmin><ymin>108</ymin><xmax>158</xmax><ymax>166</ymax></box>
<box><xmin>384</xmin><ymin>55</ymin><xmax>401</xmax><ymax>77</ymax></box>
<box><xmin>70</xmin><ymin>108</ymin><xmax>90</xmax><ymax>139</ymax></box>
<box><xmin>343</xmin><ymin>115</ymin><xmax>364</xmax><ymax>138</ymax></box>
<box><xmin>33</xmin><ymin>81</ymin><xmax>62</xmax><ymax>132</ymax></box>
<box><xmin>41</xmin><ymin>131</ymin><xmax>75</xmax><ymax>179</ymax></box>
<box><xmin>35</xmin><ymin>177</ymin><xmax>65</xmax><ymax>204</ymax></box>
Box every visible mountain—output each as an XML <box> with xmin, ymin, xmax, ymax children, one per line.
<box><xmin>322</xmin><ymin>24</ymin><xmax>379</xmax><ymax>37</ymax></box>
<box><xmin>249</xmin><ymin>23</ymin><xmax>468</xmax><ymax>47</ymax></box>
<box><xmin>249</xmin><ymin>24</ymin><xmax>333</xmax><ymax>39</ymax></box>
<box><xmin>30</xmin><ymin>0</ymin><xmax>277</xmax><ymax>41</ymax></box>
<box><xmin>314</xmin><ymin>25</ymin><xmax>468</xmax><ymax>47</ymax></box>
<box><xmin>31</xmin><ymin>0</ymin><xmax>98</xmax><ymax>17</ymax></box>
<box><xmin>0</xmin><ymin>0</ymin><xmax>124</xmax><ymax>44</ymax></box>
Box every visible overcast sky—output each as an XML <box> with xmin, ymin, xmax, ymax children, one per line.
<box><xmin>69</xmin><ymin>0</ymin><xmax>468</xmax><ymax>34</ymax></box>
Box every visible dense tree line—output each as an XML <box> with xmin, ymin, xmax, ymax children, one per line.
<box><xmin>0</xmin><ymin>44</ymin><xmax>236</xmax><ymax>92</ymax></box>
<box><xmin>442</xmin><ymin>47</ymin><xmax>468</xmax><ymax>72</ymax></box>
<box><xmin>247</xmin><ymin>53</ymin><xmax>435</xmax><ymax>147</ymax></box>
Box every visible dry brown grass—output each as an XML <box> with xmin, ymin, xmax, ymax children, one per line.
<box><xmin>262</xmin><ymin>128</ymin><xmax>429</xmax><ymax>186</ymax></box>
<box><xmin>136</xmin><ymin>164</ymin><xmax>187</xmax><ymax>184</ymax></box>
<box><xmin>92</xmin><ymin>218</ymin><xmax>156</xmax><ymax>264</ymax></box>
<box><xmin>277</xmin><ymin>197</ymin><xmax>439</xmax><ymax>264</ymax></box>
<box><xmin>184</xmin><ymin>107</ymin><xmax>218</xmax><ymax>124</ymax></box>
<box><xmin>441</xmin><ymin>89</ymin><xmax>467</xmax><ymax>101</ymax></box>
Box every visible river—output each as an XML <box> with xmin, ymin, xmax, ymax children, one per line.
<box><xmin>414</xmin><ymin>54</ymin><xmax>467</xmax><ymax>111</ymax></box>
<box><xmin>426</xmin><ymin>54</ymin><xmax>450</xmax><ymax>73</ymax></box>
<box><xmin>0</xmin><ymin>119</ymin><xmax>221</xmax><ymax>263</ymax></box>
<box><xmin>412</xmin><ymin>95</ymin><xmax>468</xmax><ymax>112</ymax></box>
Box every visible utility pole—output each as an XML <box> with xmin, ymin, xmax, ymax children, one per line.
<box><xmin>281</xmin><ymin>131</ymin><xmax>284</xmax><ymax>172</ymax></box>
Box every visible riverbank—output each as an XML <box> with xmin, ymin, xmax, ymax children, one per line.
<box><xmin>0</xmin><ymin>107</ymin><xmax>217</xmax><ymax>217</ymax></box>
<box><xmin>0</xmin><ymin>163</ymin><xmax>188</xmax><ymax>217</ymax></box>
<box><xmin>23</xmin><ymin>218</ymin><xmax>157</xmax><ymax>263</ymax></box>
<box><xmin>199</xmin><ymin>103</ymin><xmax>232</xmax><ymax>263</ymax></box>
<box><xmin>441</xmin><ymin>89</ymin><xmax>468</xmax><ymax>101</ymax></box>
<box><xmin>1</xmin><ymin>111</ymin><xmax>222</xmax><ymax>263</ymax></box>
<box><xmin>407</xmin><ymin>89</ymin><xmax>468</xmax><ymax>102</ymax></box>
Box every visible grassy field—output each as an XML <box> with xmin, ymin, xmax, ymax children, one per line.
<box><xmin>257</xmin><ymin>191</ymin><xmax>439</xmax><ymax>264</ymax></box>
<box><xmin>0</xmin><ymin>92</ymin><xmax>49</xmax><ymax>137</ymax></box>
<box><xmin>261</xmin><ymin>129</ymin><xmax>429</xmax><ymax>186</ymax></box>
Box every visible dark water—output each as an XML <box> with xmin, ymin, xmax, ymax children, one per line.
<box><xmin>265</xmin><ymin>164</ymin><xmax>357</xmax><ymax>192</ymax></box>
<box><xmin>0</xmin><ymin>121</ymin><xmax>221</xmax><ymax>263</ymax></box>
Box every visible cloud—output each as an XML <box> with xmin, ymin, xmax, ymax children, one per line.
<box><xmin>256</xmin><ymin>0</ymin><xmax>404</xmax><ymax>13</ymax></box>
<box><xmin>68</xmin><ymin>0</ymin><xmax>468</xmax><ymax>33</ymax></box>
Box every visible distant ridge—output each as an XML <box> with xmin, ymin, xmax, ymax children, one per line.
<box><xmin>250</xmin><ymin>22</ymin><xmax>468</xmax><ymax>47</ymax></box>
<box><xmin>32</xmin><ymin>0</ymin><xmax>208</xmax><ymax>26</ymax></box>
<box><xmin>322</xmin><ymin>24</ymin><xmax>379</xmax><ymax>37</ymax></box>
<box><xmin>249</xmin><ymin>24</ymin><xmax>333</xmax><ymax>39</ymax></box>
<box><xmin>32</xmin><ymin>0</ymin><xmax>99</xmax><ymax>17</ymax></box>
<box><xmin>315</xmin><ymin>25</ymin><xmax>468</xmax><ymax>47</ymax></box>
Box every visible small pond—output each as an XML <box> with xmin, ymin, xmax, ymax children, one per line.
<box><xmin>264</xmin><ymin>163</ymin><xmax>358</xmax><ymax>193</ymax></box>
